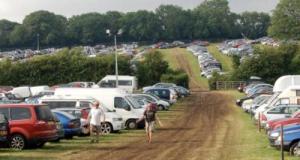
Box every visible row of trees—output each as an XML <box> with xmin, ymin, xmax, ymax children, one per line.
<box><xmin>0</xmin><ymin>48</ymin><xmax>188</xmax><ymax>88</ymax></box>
<box><xmin>0</xmin><ymin>0</ymin><xmax>271</xmax><ymax>49</ymax></box>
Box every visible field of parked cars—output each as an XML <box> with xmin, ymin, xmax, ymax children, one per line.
<box><xmin>237</xmin><ymin>75</ymin><xmax>300</xmax><ymax>157</ymax></box>
<box><xmin>0</xmin><ymin>76</ymin><xmax>189</xmax><ymax>151</ymax></box>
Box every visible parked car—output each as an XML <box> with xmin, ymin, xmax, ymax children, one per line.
<box><xmin>266</xmin><ymin>111</ymin><xmax>300</xmax><ymax>132</ymax></box>
<box><xmin>269</xmin><ymin>124</ymin><xmax>300</xmax><ymax>155</ymax></box>
<box><xmin>0</xmin><ymin>104</ymin><xmax>57</xmax><ymax>149</ymax></box>
<box><xmin>0</xmin><ymin>113</ymin><xmax>9</xmax><ymax>145</ymax></box>
<box><xmin>144</xmin><ymin>88</ymin><xmax>177</xmax><ymax>104</ymax></box>
<box><xmin>51</xmin><ymin>112</ymin><xmax>64</xmax><ymax>142</ymax></box>
<box><xmin>131</xmin><ymin>93</ymin><xmax>170</xmax><ymax>110</ymax></box>
<box><xmin>52</xmin><ymin>110</ymin><xmax>81</xmax><ymax>139</ymax></box>
<box><xmin>260</xmin><ymin>105</ymin><xmax>300</xmax><ymax>126</ymax></box>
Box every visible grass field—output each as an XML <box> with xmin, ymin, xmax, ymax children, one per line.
<box><xmin>160</xmin><ymin>48</ymin><xmax>209</xmax><ymax>89</ymax></box>
<box><xmin>161</xmin><ymin>47</ymin><xmax>298</xmax><ymax>160</ymax></box>
<box><xmin>207</xmin><ymin>44</ymin><xmax>234</xmax><ymax>72</ymax></box>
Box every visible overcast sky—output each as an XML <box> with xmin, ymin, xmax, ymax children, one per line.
<box><xmin>0</xmin><ymin>0</ymin><xmax>279</xmax><ymax>23</ymax></box>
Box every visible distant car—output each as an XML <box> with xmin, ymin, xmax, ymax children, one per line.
<box><xmin>0</xmin><ymin>104</ymin><xmax>58</xmax><ymax>149</ymax></box>
<box><xmin>132</xmin><ymin>93</ymin><xmax>170</xmax><ymax>110</ymax></box>
<box><xmin>52</xmin><ymin>110</ymin><xmax>81</xmax><ymax>139</ymax></box>
<box><xmin>144</xmin><ymin>88</ymin><xmax>177</xmax><ymax>104</ymax></box>
<box><xmin>142</xmin><ymin>83</ymin><xmax>177</xmax><ymax>91</ymax></box>
<box><xmin>173</xmin><ymin>86</ymin><xmax>190</xmax><ymax>98</ymax></box>
<box><xmin>0</xmin><ymin>113</ymin><xmax>9</xmax><ymax>145</ymax></box>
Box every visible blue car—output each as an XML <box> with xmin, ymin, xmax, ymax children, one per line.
<box><xmin>268</xmin><ymin>124</ymin><xmax>300</xmax><ymax>155</ymax></box>
<box><xmin>52</xmin><ymin>110</ymin><xmax>81</xmax><ymax>139</ymax></box>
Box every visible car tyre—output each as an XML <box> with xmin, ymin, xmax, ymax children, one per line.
<box><xmin>126</xmin><ymin>120</ymin><xmax>137</xmax><ymax>129</ymax></box>
<box><xmin>290</xmin><ymin>141</ymin><xmax>300</xmax><ymax>156</ymax></box>
<box><xmin>101</xmin><ymin>122</ymin><xmax>113</xmax><ymax>134</ymax></box>
<box><xmin>158</xmin><ymin>105</ymin><xmax>164</xmax><ymax>111</ymax></box>
<box><xmin>10</xmin><ymin>134</ymin><xmax>26</xmax><ymax>150</ymax></box>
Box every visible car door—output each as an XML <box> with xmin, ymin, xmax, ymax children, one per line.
<box><xmin>114</xmin><ymin>97</ymin><xmax>132</xmax><ymax>118</ymax></box>
<box><xmin>9</xmin><ymin>107</ymin><xmax>32</xmax><ymax>136</ymax></box>
<box><xmin>266</xmin><ymin>107</ymin><xmax>285</xmax><ymax>121</ymax></box>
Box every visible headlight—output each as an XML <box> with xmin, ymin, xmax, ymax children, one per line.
<box><xmin>266</xmin><ymin>124</ymin><xmax>269</xmax><ymax>128</ymax></box>
<box><xmin>270</xmin><ymin>132</ymin><xmax>279</xmax><ymax>138</ymax></box>
<box><xmin>113</xmin><ymin>118</ymin><xmax>123</xmax><ymax>121</ymax></box>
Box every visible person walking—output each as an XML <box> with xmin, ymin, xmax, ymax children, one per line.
<box><xmin>138</xmin><ymin>103</ymin><xmax>163</xmax><ymax>143</ymax></box>
<box><xmin>87</xmin><ymin>101</ymin><xmax>105</xmax><ymax>143</ymax></box>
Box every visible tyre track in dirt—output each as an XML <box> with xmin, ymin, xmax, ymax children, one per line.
<box><xmin>64</xmin><ymin>48</ymin><xmax>237</xmax><ymax>160</ymax></box>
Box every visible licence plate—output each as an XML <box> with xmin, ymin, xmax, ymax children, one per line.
<box><xmin>0</xmin><ymin>131</ymin><xmax>7</xmax><ymax>136</ymax></box>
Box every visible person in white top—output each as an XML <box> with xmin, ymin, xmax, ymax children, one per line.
<box><xmin>87</xmin><ymin>101</ymin><xmax>105</xmax><ymax>143</ymax></box>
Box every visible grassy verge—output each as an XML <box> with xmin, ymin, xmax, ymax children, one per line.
<box><xmin>207</xmin><ymin>44</ymin><xmax>233</xmax><ymax>72</ymax></box>
<box><xmin>221</xmin><ymin>90</ymin><xmax>298</xmax><ymax>160</ymax></box>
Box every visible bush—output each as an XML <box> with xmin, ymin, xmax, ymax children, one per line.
<box><xmin>136</xmin><ymin>50</ymin><xmax>169</xmax><ymax>87</ymax></box>
<box><xmin>161</xmin><ymin>69</ymin><xmax>189</xmax><ymax>88</ymax></box>
<box><xmin>208</xmin><ymin>72</ymin><xmax>230</xmax><ymax>90</ymax></box>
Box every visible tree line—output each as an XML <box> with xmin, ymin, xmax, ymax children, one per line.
<box><xmin>0</xmin><ymin>0</ymin><xmax>271</xmax><ymax>50</ymax></box>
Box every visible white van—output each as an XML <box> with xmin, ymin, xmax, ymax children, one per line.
<box><xmin>97</xmin><ymin>75</ymin><xmax>138</xmax><ymax>93</ymax></box>
<box><xmin>54</xmin><ymin>88</ymin><xmax>145</xmax><ymax>129</ymax></box>
<box><xmin>39</xmin><ymin>95</ymin><xmax>124</xmax><ymax>133</ymax></box>
<box><xmin>255</xmin><ymin>85</ymin><xmax>300</xmax><ymax>120</ymax></box>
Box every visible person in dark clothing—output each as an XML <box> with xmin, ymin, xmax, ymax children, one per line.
<box><xmin>137</xmin><ymin>103</ymin><xmax>163</xmax><ymax>143</ymax></box>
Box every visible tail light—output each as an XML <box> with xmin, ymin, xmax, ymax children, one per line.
<box><xmin>261</xmin><ymin>114</ymin><xmax>267</xmax><ymax>121</ymax></box>
<box><xmin>68</xmin><ymin>121</ymin><xmax>75</xmax><ymax>128</ymax></box>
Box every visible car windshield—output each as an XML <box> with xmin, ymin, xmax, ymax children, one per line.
<box><xmin>35</xmin><ymin>105</ymin><xmax>55</xmax><ymax>121</ymax></box>
<box><xmin>125</xmin><ymin>96</ymin><xmax>143</xmax><ymax>109</ymax></box>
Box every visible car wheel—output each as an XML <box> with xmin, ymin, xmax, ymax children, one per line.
<box><xmin>158</xmin><ymin>105</ymin><xmax>164</xmax><ymax>111</ymax></box>
<box><xmin>101</xmin><ymin>122</ymin><xmax>112</xmax><ymax>134</ymax></box>
<box><xmin>290</xmin><ymin>142</ymin><xmax>300</xmax><ymax>156</ymax></box>
<box><xmin>10</xmin><ymin>134</ymin><xmax>26</xmax><ymax>150</ymax></box>
<box><xmin>126</xmin><ymin>120</ymin><xmax>137</xmax><ymax>129</ymax></box>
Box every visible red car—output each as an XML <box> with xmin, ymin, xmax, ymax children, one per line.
<box><xmin>266</xmin><ymin>111</ymin><xmax>300</xmax><ymax>132</ymax></box>
<box><xmin>0</xmin><ymin>104</ymin><xmax>58</xmax><ymax>149</ymax></box>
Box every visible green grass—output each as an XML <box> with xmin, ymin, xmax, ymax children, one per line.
<box><xmin>159</xmin><ymin>49</ymin><xmax>180</xmax><ymax>70</ymax></box>
<box><xmin>160</xmin><ymin>48</ymin><xmax>209</xmax><ymax>89</ymax></box>
<box><xmin>208</xmin><ymin>44</ymin><xmax>234</xmax><ymax>72</ymax></box>
<box><xmin>220</xmin><ymin>90</ymin><xmax>298</xmax><ymax>160</ymax></box>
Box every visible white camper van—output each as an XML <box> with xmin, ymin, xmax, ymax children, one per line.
<box><xmin>54</xmin><ymin>88</ymin><xmax>145</xmax><ymax>129</ymax></box>
<box><xmin>97</xmin><ymin>75</ymin><xmax>138</xmax><ymax>93</ymax></box>
<box><xmin>39</xmin><ymin>95</ymin><xmax>124</xmax><ymax>133</ymax></box>
<box><xmin>254</xmin><ymin>75</ymin><xmax>300</xmax><ymax>120</ymax></box>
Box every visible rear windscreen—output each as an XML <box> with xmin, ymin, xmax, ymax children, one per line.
<box><xmin>34</xmin><ymin>106</ymin><xmax>54</xmax><ymax>121</ymax></box>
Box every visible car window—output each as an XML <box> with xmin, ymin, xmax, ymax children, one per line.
<box><xmin>288</xmin><ymin>107</ymin><xmax>300</xmax><ymax>114</ymax></box>
<box><xmin>143</xmin><ymin>95</ymin><xmax>155</xmax><ymax>102</ymax></box>
<box><xmin>11</xmin><ymin>107</ymin><xmax>31</xmax><ymax>120</ymax></box>
<box><xmin>80</xmin><ymin>101</ymin><xmax>92</xmax><ymax>108</ymax></box>
<box><xmin>0</xmin><ymin>108</ymin><xmax>9</xmax><ymax>119</ymax></box>
<box><xmin>267</xmin><ymin>107</ymin><xmax>285</xmax><ymax>114</ymax></box>
<box><xmin>35</xmin><ymin>106</ymin><xmax>54</xmax><ymax>121</ymax></box>
<box><xmin>114</xmin><ymin>97</ymin><xmax>130</xmax><ymax>111</ymax></box>
<box><xmin>0</xmin><ymin>113</ymin><xmax>7</xmax><ymax>123</ymax></box>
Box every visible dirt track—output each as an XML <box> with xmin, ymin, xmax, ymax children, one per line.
<box><xmin>65</xmin><ymin>49</ymin><xmax>238</xmax><ymax>160</ymax></box>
